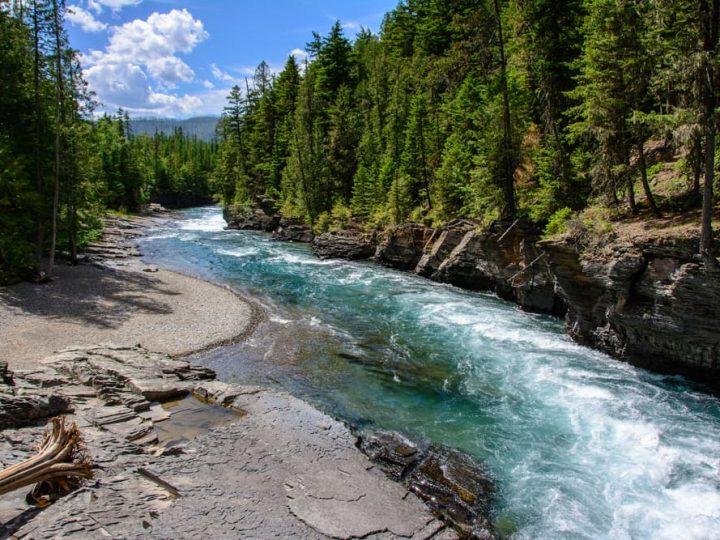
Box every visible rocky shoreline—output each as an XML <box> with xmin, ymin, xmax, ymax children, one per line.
<box><xmin>1</xmin><ymin>210</ymin><xmax>498</xmax><ymax>538</ymax></box>
<box><xmin>224</xmin><ymin>199</ymin><xmax>720</xmax><ymax>389</ymax></box>
<box><xmin>0</xmin><ymin>346</ymin><xmax>494</xmax><ymax>538</ymax></box>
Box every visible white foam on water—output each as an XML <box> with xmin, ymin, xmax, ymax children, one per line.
<box><xmin>268</xmin><ymin>252</ymin><xmax>340</xmax><ymax>266</ymax></box>
<box><xmin>178</xmin><ymin>210</ymin><xmax>227</xmax><ymax>232</ymax></box>
<box><xmin>141</xmin><ymin>232</ymin><xmax>179</xmax><ymax>241</ymax></box>
<box><xmin>269</xmin><ymin>315</ymin><xmax>292</xmax><ymax>324</ymax></box>
<box><xmin>216</xmin><ymin>247</ymin><xmax>259</xmax><ymax>258</ymax></box>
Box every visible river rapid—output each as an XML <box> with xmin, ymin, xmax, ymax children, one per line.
<box><xmin>139</xmin><ymin>206</ymin><xmax>720</xmax><ymax>539</ymax></box>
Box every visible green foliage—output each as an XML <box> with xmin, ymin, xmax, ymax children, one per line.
<box><xmin>3</xmin><ymin>0</ymin><xmax>716</xmax><ymax>282</ymax></box>
<box><xmin>542</xmin><ymin>207</ymin><xmax>573</xmax><ymax>238</ymax></box>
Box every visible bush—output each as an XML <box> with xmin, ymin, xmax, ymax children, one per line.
<box><xmin>543</xmin><ymin>207</ymin><xmax>573</xmax><ymax>238</ymax></box>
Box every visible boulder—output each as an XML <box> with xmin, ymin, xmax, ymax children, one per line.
<box><xmin>273</xmin><ymin>218</ymin><xmax>314</xmax><ymax>243</ymax></box>
<box><xmin>375</xmin><ymin>224</ymin><xmax>435</xmax><ymax>270</ymax></box>
<box><xmin>0</xmin><ymin>393</ymin><xmax>71</xmax><ymax>429</ymax></box>
<box><xmin>312</xmin><ymin>230</ymin><xmax>376</xmax><ymax>260</ymax></box>
<box><xmin>223</xmin><ymin>197</ymin><xmax>281</xmax><ymax>232</ymax></box>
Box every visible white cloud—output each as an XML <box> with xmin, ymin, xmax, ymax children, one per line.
<box><xmin>146</xmin><ymin>56</ymin><xmax>194</xmax><ymax>87</ymax></box>
<box><xmin>202</xmin><ymin>80</ymin><xmax>215</xmax><ymax>89</ymax></box>
<box><xmin>83</xmin><ymin>9</ymin><xmax>209</xmax><ymax>116</ymax></box>
<box><xmin>341</xmin><ymin>20</ymin><xmax>361</xmax><ymax>31</ymax></box>
<box><xmin>290</xmin><ymin>48</ymin><xmax>307</xmax><ymax>62</ymax></box>
<box><xmin>211</xmin><ymin>64</ymin><xmax>236</xmax><ymax>83</ymax></box>
<box><xmin>66</xmin><ymin>5</ymin><xmax>107</xmax><ymax>32</ymax></box>
<box><xmin>98</xmin><ymin>9</ymin><xmax>207</xmax><ymax>66</ymax></box>
<box><xmin>90</xmin><ymin>0</ymin><xmax>142</xmax><ymax>12</ymax></box>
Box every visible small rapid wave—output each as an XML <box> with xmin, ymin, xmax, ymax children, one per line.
<box><xmin>178</xmin><ymin>208</ymin><xmax>227</xmax><ymax>232</ymax></box>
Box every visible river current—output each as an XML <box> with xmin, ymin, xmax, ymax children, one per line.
<box><xmin>139</xmin><ymin>206</ymin><xmax>720</xmax><ymax>539</ymax></box>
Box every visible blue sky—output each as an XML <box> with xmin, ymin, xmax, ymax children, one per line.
<box><xmin>66</xmin><ymin>0</ymin><xmax>397</xmax><ymax>118</ymax></box>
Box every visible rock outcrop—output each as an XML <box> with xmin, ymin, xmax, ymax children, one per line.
<box><xmin>415</xmin><ymin>220</ymin><xmax>477</xmax><ymax>277</ymax></box>
<box><xmin>312</xmin><ymin>229</ymin><xmax>377</xmax><ymax>260</ymax></box>
<box><xmin>543</xmin><ymin>237</ymin><xmax>720</xmax><ymax>387</ymax></box>
<box><xmin>273</xmin><ymin>218</ymin><xmax>314</xmax><ymax>243</ymax></box>
<box><xmin>223</xmin><ymin>197</ymin><xmax>281</xmax><ymax>232</ymax></box>
<box><xmin>431</xmin><ymin>219</ymin><xmax>562</xmax><ymax>314</ymax></box>
<box><xmin>375</xmin><ymin>224</ymin><xmax>435</xmax><ymax>270</ymax></box>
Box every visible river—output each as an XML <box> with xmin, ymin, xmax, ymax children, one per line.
<box><xmin>138</xmin><ymin>206</ymin><xmax>720</xmax><ymax>539</ymax></box>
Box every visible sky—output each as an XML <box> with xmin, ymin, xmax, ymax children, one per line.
<box><xmin>65</xmin><ymin>0</ymin><xmax>397</xmax><ymax>118</ymax></box>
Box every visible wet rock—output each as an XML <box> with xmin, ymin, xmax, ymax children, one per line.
<box><xmin>415</xmin><ymin>220</ymin><xmax>477</xmax><ymax>277</ymax></box>
<box><xmin>312</xmin><ymin>229</ymin><xmax>377</xmax><ymax>260</ymax></box>
<box><xmin>543</xmin><ymin>238</ymin><xmax>720</xmax><ymax>387</ymax></box>
<box><xmin>433</xmin><ymin>219</ymin><xmax>562</xmax><ymax>315</ymax></box>
<box><xmin>273</xmin><ymin>218</ymin><xmax>314</xmax><ymax>243</ymax></box>
<box><xmin>411</xmin><ymin>447</ymin><xmax>494</xmax><ymax>538</ymax></box>
<box><xmin>223</xmin><ymin>197</ymin><xmax>281</xmax><ymax>232</ymax></box>
<box><xmin>376</xmin><ymin>224</ymin><xmax>435</xmax><ymax>270</ymax></box>
<box><xmin>359</xmin><ymin>431</ymin><xmax>495</xmax><ymax>538</ymax></box>
<box><xmin>358</xmin><ymin>431</ymin><xmax>419</xmax><ymax>481</ymax></box>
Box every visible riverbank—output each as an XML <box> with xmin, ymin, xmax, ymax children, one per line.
<box><xmin>224</xmin><ymin>199</ymin><xmax>720</xmax><ymax>389</ymax></box>
<box><xmin>0</xmin><ymin>260</ymin><xmax>258</xmax><ymax>372</ymax></box>
<box><xmin>0</xmin><ymin>213</ymin><xmax>491</xmax><ymax>538</ymax></box>
<box><xmin>0</xmin><ymin>346</ymin><xmax>455</xmax><ymax>539</ymax></box>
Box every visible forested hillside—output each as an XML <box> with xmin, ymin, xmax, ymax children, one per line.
<box><xmin>0</xmin><ymin>2</ymin><xmax>216</xmax><ymax>283</ymax></box>
<box><xmin>216</xmin><ymin>0</ymin><xmax>717</xmax><ymax>258</ymax></box>
<box><xmin>130</xmin><ymin>117</ymin><xmax>219</xmax><ymax>142</ymax></box>
<box><xmin>1</xmin><ymin>0</ymin><xmax>717</xmax><ymax>284</ymax></box>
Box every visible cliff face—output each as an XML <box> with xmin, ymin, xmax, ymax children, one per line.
<box><xmin>372</xmin><ymin>220</ymin><xmax>563</xmax><ymax>315</ymax></box>
<box><xmin>543</xmin><ymin>237</ymin><xmax>720</xmax><ymax>386</ymax></box>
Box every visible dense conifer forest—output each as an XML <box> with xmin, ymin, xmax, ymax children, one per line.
<box><xmin>1</xmin><ymin>0</ymin><xmax>718</xmax><ymax>284</ymax></box>
<box><xmin>0</xmin><ymin>0</ymin><xmax>215</xmax><ymax>282</ymax></box>
<box><xmin>215</xmin><ymin>0</ymin><xmax>717</xmax><ymax>251</ymax></box>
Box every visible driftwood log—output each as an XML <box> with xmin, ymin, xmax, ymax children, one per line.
<box><xmin>0</xmin><ymin>417</ymin><xmax>93</xmax><ymax>498</ymax></box>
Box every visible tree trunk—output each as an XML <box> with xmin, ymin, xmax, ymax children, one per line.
<box><xmin>418</xmin><ymin>111</ymin><xmax>432</xmax><ymax>209</ymax></box>
<box><xmin>636</xmin><ymin>138</ymin><xmax>660</xmax><ymax>216</ymax></box>
<box><xmin>624</xmin><ymin>146</ymin><xmax>638</xmax><ymax>215</ymax></box>
<box><xmin>32</xmin><ymin>0</ymin><xmax>44</xmax><ymax>274</ymax></box>
<box><xmin>699</xmin><ymin>0</ymin><xmax>718</xmax><ymax>265</ymax></box>
<box><xmin>47</xmin><ymin>0</ymin><xmax>63</xmax><ymax>277</ymax></box>
<box><xmin>692</xmin><ymin>136</ymin><xmax>702</xmax><ymax>203</ymax></box>
<box><xmin>0</xmin><ymin>417</ymin><xmax>92</xmax><ymax>497</ymax></box>
<box><xmin>493</xmin><ymin>0</ymin><xmax>515</xmax><ymax>219</ymax></box>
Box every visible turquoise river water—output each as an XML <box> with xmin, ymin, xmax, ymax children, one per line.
<box><xmin>138</xmin><ymin>206</ymin><xmax>720</xmax><ymax>539</ymax></box>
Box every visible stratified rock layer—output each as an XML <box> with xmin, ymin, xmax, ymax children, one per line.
<box><xmin>543</xmin><ymin>237</ymin><xmax>720</xmax><ymax>386</ymax></box>
<box><xmin>0</xmin><ymin>347</ymin><xmax>469</xmax><ymax>539</ymax></box>
<box><xmin>313</xmin><ymin>229</ymin><xmax>377</xmax><ymax>260</ymax></box>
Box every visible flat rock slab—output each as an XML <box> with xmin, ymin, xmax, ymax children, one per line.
<box><xmin>0</xmin><ymin>346</ymin><xmax>455</xmax><ymax>539</ymax></box>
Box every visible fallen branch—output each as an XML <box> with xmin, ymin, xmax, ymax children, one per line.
<box><xmin>497</xmin><ymin>218</ymin><xmax>520</xmax><ymax>244</ymax></box>
<box><xmin>508</xmin><ymin>252</ymin><xmax>547</xmax><ymax>283</ymax></box>
<box><xmin>0</xmin><ymin>417</ymin><xmax>93</xmax><ymax>498</ymax></box>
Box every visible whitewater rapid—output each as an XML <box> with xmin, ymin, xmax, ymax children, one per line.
<box><xmin>139</xmin><ymin>206</ymin><xmax>720</xmax><ymax>539</ymax></box>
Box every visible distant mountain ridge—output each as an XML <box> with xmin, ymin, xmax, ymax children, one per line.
<box><xmin>130</xmin><ymin>116</ymin><xmax>219</xmax><ymax>141</ymax></box>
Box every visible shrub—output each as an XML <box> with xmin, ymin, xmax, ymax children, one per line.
<box><xmin>543</xmin><ymin>207</ymin><xmax>573</xmax><ymax>238</ymax></box>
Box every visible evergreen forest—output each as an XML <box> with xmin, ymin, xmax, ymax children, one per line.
<box><xmin>0</xmin><ymin>1</ymin><xmax>216</xmax><ymax>282</ymax></box>
<box><xmin>1</xmin><ymin>0</ymin><xmax>718</xmax><ymax>283</ymax></box>
<box><xmin>215</xmin><ymin>0</ymin><xmax>718</xmax><ymax>254</ymax></box>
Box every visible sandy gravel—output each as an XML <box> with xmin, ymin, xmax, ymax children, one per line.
<box><xmin>0</xmin><ymin>263</ymin><xmax>256</xmax><ymax>371</ymax></box>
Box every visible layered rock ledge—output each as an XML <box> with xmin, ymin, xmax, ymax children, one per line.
<box><xmin>0</xmin><ymin>346</ymin><xmax>467</xmax><ymax>539</ymax></box>
<box><xmin>542</xmin><ymin>236</ymin><xmax>720</xmax><ymax>387</ymax></box>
